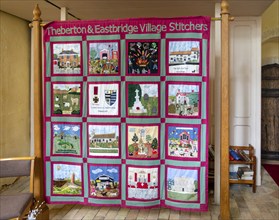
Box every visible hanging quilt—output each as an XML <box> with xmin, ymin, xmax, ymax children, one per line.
<box><xmin>43</xmin><ymin>16</ymin><xmax>210</xmax><ymax>211</ymax></box>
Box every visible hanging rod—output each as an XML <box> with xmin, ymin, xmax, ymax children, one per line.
<box><xmin>211</xmin><ymin>17</ymin><xmax>221</xmax><ymax>21</ymax></box>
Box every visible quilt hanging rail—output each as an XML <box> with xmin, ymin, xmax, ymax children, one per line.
<box><xmin>43</xmin><ymin>16</ymin><xmax>210</xmax><ymax>211</ymax></box>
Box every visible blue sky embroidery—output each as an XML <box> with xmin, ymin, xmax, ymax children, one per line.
<box><xmin>167</xmin><ymin>125</ymin><xmax>199</xmax><ymax>159</ymax></box>
<box><xmin>167</xmin><ymin>167</ymin><xmax>198</xmax><ymax>202</ymax></box>
<box><xmin>89</xmin><ymin>165</ymin><xmax>120</xmax><ymax>198</ymax></box>
<box><xmin>52</xmin><ymin>123</ymin><xmax>81</xmax><ymax>156</ymax></box>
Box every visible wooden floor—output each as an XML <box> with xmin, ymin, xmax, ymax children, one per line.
<box><xmin>1</xmin><ymin>166</ymin><xmax>278</xmax><ymax>220</ymax></box>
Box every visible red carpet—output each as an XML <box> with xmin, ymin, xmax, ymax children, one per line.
<box><xmin>263</xmin><ymin>164</ymin><xmax>279</xmax><ymax>186</ymax></box>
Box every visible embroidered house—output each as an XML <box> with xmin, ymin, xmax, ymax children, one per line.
<box><xmin>176</xmin><ymin>89</ymin><xmax>190</xmax><ymax>105</ymax></box>
<box><xmin>167</xmin><ymin>84</ymin><xmax>199</xmax><ymax>117</ymax></box>
<box><xmin>179</xmin><ymin>131</ymin><xmax>198</xmax><ymax>155</ymax></box>
<box><xmin>179</xmin><ymin>131</ymin><xmax>191</xmax><ymax>145</ymax></box>
<box><xmin>91</xmin><ymin>133</ymin><xmax>116</xmax><ymax>143</ymax></box>
<box><xmin>95</xmin><ymin>174</ymin><xmax>115</xmax><ymax>190</ymax></box>
<box><xmin>100</xmin><ymin>49</ymin><xmax>118</xmax><ymax>74</ymax></box>
<box><xmin>172</xmin><ymin>176</ymin><xmax>196</xmax><ymax>193</ymax></box>
<box><xmin>99</xmin><ymin>49</ymin><xmax>119</xmax><ymax>61</ymax></box>
<box><xmin>58</xmin><ymin>49</ymin><xmax>80</xmax><ymax>68</ymax></box>
<box><xmin>169</xmin><ymin>47</ymin><xmax>199</xmax><ymax>64</ymax></box>
<box><xmin>88</xmin><ymin>124</ymin><xmax>120</xmax><ymax>157</ymax></box>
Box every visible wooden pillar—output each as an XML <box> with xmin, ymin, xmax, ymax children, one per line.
<box><xmin>220</xmin><ymin>0</ymin><xmax>230</xmax><ymax>219</ymax></box>
<box><xmin>30</xmin><ymin>6</ymin><xmax>50</xmax><ymax>219</ymax></box>
<box><xmin>30</xmin><ymin>3</ymin><xmax>44</xmax><ymax>201</ymax></box>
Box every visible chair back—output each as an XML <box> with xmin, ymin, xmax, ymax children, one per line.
<box><xmin>0</xmin><ymin>157</ymin><xmax>35</xmax><ymax>193</ymax></box>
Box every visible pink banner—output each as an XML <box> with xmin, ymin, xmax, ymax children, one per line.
<box><xmin>43</xmin><ymin>16</ymin><xmax>210</xmax><ymax>211</ymax></box>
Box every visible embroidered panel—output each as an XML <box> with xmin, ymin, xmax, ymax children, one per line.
<box><xmin>43</xmin><ymin>16</ymin><xmax>210</xmax><ymax>211</ymax></box>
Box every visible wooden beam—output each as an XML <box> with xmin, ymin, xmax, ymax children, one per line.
<box><xmin>30</xmin><ymin>3</ymin><xmax>44</xmax><ymax>201</ymax></box>
<box><xmin>30</xmin><ymin>4</ymin><xmax>50</xmax><ymax>219</ymax></box>
<box><xmin>60</xmin><ymin>7</ymin><xmax>68</xmax><ymax>21</ymax></box>
<box><xmin>220</xmin><ymin>0</ymin><xmax>230</xmax><ymax>220</ymax></box>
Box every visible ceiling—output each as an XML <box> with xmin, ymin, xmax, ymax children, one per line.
<box><xmin>0</xmin><ymin>0</ymin><xmax>275</xmax><ymax>22</ymax></box>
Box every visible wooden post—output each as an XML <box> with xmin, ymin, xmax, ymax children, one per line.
<box><xmin>220</xmin><ymin>0</ymin><xmax>230</xmax><ymax>219</ymax></box>
<box><xmin>30</xmin><ymin>4</ymin><xmax>49</xmax><ymax>219</ymax></box>
<box><xmin>60</xmin><ymin>7</ymin><xmax>68</xmax><ymax>21</ymax></box>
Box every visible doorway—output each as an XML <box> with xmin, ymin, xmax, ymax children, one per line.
<box><xmin>261</xmin><ymin>63</ymin><xmax>279</xmax><ymax>161</ymax></box>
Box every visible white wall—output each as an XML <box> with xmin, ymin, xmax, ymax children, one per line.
<box><xmin>262</xmin><ymin>0</ymin><xmax>279</xmax><ymax>66</ymax></box>
<box><xmin>0</xmin><ymin>11</ymin><xmax>31</xmax><ymax>157</ymax></box>
<box><xmin>0</xmin><ymin>11</ymin><xmax>31</xmax><ymax>186</ymax></box>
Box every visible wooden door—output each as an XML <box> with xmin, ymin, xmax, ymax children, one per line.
<box><xmin>261</xmin><ymin>64</ymin><xmax>279</xmax><ymax>159</ymax></box>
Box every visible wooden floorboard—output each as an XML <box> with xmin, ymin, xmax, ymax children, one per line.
<box><xmin>179</xmin><ymin>210</ymin><xmax>191</xmax><ymax>219</ymax></box>
<box><xmin>115</xmin><ymin>208</ymin><xmax>129</xmax><ymax>220</ymax></box>
<box><xmin>146</xmin><ymin>208</ymin><xmax>160</xmax><ymax>220</ymax></box>
<box><xmin>48</xmin><ymin>204</ymin><xmax>65</xmax><ymax>219</ymax></box>
<box><xmin>51</xmin><ymin>204</ymin><xmax>75</xmax><ymax>220</ymax></box>
<box><xmin>1</xmin><ymin>166</ymin><xmax>278</xmax><ymax>219</ymax></box>
<box><xmin>94</xmin><ymin>206</ymin><xmax>111</xmax><ymax>219</ymax></box>
<box><xmin>82</xmin><ymin>206</ymin><xmax>100</xmax><ymax>220</ymax></box>
<box><xmin>158</xmin><ymin>208</ymin><xmax>170</xmax><ymax>220</ymax></box>
<box><xmin>73</xmin><ymin>205</ymin><xmax>95</xmax><ymax>219</ymax></box>
<box><xmin>135</xmin><ymin>209</ymin><xmax>150</xmax><ymax>220</ymax></box>
<box><xmin>126</xmin><ymin>209</ymin><xmax>140</xmax><ymax>220</ymax></box>
<box><xmin>104</xmin><ymin>207</ymin><xmax>120</xmax><ymax>220</ymax></box>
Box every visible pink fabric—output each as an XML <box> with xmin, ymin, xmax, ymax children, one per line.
<box><xmin>43</xmin><ymin>16</ymin><xmax>211</xmax><ymax>212</ymax></box>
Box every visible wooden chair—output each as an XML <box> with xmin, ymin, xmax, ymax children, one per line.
<box><xmin>0</xmin><ymin>157</ymin><xmax>35</xmax><ymax>220</ymax></box>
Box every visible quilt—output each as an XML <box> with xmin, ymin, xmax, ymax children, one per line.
<box><xmin>43</xmin><ymin>16</ymin><xmax>210</xmax><ymax>211</ymax></box>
